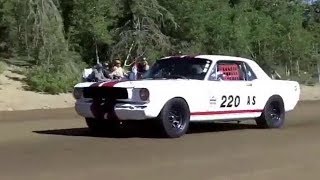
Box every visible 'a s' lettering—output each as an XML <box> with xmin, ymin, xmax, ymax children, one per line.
<box><xmin>247</xmin><ymin>96</ymin><xmax>256</xmax><ymax>105</ymax></box>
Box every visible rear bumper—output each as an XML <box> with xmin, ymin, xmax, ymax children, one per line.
<box><xmin>74</xmin><ymin>100</ymin><xmax>156</xmax><ymax>120</ymax></box>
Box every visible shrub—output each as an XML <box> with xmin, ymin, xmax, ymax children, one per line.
<box><xmin>25</xmin><ymin>52</ymin><xmax>87</xmax><ymax>94</ymax></box>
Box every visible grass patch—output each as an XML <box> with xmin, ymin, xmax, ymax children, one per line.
<box><xmin>284</xmin><ymin>73</ymin><xmax>318</xmax><ymax>86</ymax></box>
<box><xmin>0</xmin><ymin>61</ymin><xmax>7</xmax><ymax>75</ymax></box>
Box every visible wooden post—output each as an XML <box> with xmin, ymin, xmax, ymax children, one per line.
<box><xmin>317</xmin><ymin>60</ymin><xmax>320</xmax><ymax>83</ymax></box>
<box><xmin>124</xmin><ymin>41</ymin><xmax>135</xmax><ymax>67</ymax></box>
<box><xmin>95</xmin><ymin>42</ymin><xmax>99</xmax><ymax>64</ymax></box>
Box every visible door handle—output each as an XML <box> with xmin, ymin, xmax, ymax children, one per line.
<box><xmin>246</xmin><ymin>83</ymin><xmax>253</xmax><ymax>87</ymax></box>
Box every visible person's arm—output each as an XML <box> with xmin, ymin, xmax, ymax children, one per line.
<box><xmin>102</xmin><ymin>69</ymin><xmax>112</xmax><ymax>79</ymax></box>
<box><xmin>122</xmin><ymin>67</ymin><xmax>128</xmax><ymax>76</ymax></box>
<box><xmin>93</xmin><ymin>69</ymin><xmax>103</xmax><ymax>81</ymax></box>
<box><xmin>109</xmin><ymin>67</ymin><xmax>117</xmax><ymax>75</ymax></box>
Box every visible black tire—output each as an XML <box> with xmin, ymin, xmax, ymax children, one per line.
<box><xmin>85</xmin><ymin>118</ymin><xmax>120</xmax><ymax>134</ymax></box>
<box><xmin>157</xmin><ymin>98</ymin><xmax>190</xmax><ymax>138</ymax></box>
<box><xmin>255</xmin><ymin>95</ymin><xmax>285</xmax><ymax>129</ymax></box>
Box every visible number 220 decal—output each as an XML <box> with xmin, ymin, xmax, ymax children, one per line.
<box><xmin>220</xmin><ymin>95</ymin><xmax>240</xmax><ymax>108</ymax></box>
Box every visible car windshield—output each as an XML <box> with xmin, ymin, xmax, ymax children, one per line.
<box><xmin>142</xmin><ymin>57</ymin><xmax>212</xmax><ymax>80</ymax></box>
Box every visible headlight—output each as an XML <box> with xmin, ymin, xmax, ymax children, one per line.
<box><xmin>139</xmin><ymin>88</ymin><xmax>150</xmax><ymax>101</ymax></box>
<box><xmin>73</xmin><ymin>88</ymin><xmax>83</xmax><ymax>99</ymax></box>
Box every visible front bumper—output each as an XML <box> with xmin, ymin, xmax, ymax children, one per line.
<box><xmin>74</xmin><ymin>100</ymin><xmax>155</xmax><ymax>120</ymax></box>
<box><xmin>75</xmin><ymin>100</ymin><xmax>95</xmax><ymax>118</ymax></box>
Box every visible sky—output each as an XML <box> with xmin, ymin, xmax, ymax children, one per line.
<box><xmin>305</xmin><ymin>0</ymin><xmax>319</xmax><ymax>4</ymax></box>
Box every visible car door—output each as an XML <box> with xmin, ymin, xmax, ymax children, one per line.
<box><xmin>240</xmin><ymin>61</ymin><xmax>264</xmax><ymax>118</ymax></box>
<box><xmin>205</xmin><ymin>60</ymin><xmax>260</xmax><ymax>121</ymax></box>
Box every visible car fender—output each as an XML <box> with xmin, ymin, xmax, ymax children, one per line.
<box><xmin>254</xmin><ymin>80</ymin><xmax>300</xmax><ymax>112</ymax></box>
<box><xmin>143</xmin><ymin>82</ymin><xmax>208</xmax><ymax>118</ymax></box>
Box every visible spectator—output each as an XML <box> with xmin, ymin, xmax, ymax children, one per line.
<box><xmin>138</xmin><ymin>58</ymin><xmax>149</xmax><ymax>72</ymax></box>
<box><xmin>91</xmin><ymin>63</ymin><xmax>110</xmax><ymax>82</ymax></box>
<box><xmin>128</xmin><ymin>58</ymin><xmax>138</xmax><ymax>80</ymax></box>
<box><xmin>109</xmin><ymin>59</ymin><xmax>126</xmax><ymax>79</ymax></box>
<box><xmin>136</xmin><ymin>58</ymin><xmax>149</xmax><ymax>79</ymax></box>
<box><xmin>102</xmin><ymin>61</ymin><xmax>112</xmax><ymax>79</ymax></box>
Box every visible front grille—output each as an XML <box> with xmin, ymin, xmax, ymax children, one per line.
<box><xmin>83</xmin><ymin>87</ymin><xmax>128</xmax><ymax>99</ymax></box>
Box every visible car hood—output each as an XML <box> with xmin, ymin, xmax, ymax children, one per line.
<box><xmin>74</xmin><ymin>79</ymin><xmax>203</xmax><ymax>89</ymax></box>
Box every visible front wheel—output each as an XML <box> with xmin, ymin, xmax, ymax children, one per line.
<box><xmin>255</xmin><ymin>96</ymin><xmax>285</xmax><ymax>129</ymax></box>
<box><xmin>157</xmin><ymin>98</ymin><xmax>190</xmax><ymax>138</ymax></box>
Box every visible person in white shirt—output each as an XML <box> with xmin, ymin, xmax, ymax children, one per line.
<box><xmin>109</xmin><ymin>59</ymin><xmax>127</xmax><ymax>79</ymax></box>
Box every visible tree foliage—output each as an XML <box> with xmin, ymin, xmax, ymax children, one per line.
<box><xmin>10</xmin><ymin>0</ymin><xmax>85</xmax><ymax>94</ymax></box>
<box><xmin>111</xmin><ymin>0</ymin><xmax>178</xmax><ymax>64</ymax></box>
<box><xmin>0</xmin><ymin>0</ymin><xmax>319</xmax><ymax>93</ymax></box>
<box><xmin>68</xmin><ymin>0</ymin><xmax>120</xmax><ymax>64</ymax></box>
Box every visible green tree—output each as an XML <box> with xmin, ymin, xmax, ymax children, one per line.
<box><xmin>0</xmin><ymin>0</ymin><xmax>18</xmax><ymax>57</ymax></box>
<box><xmin>15</xmin><ymin>0</ymin><xmax>86</xmax><ymax>94</ymax></box>
<box><xmin>69</xmin><ymin>0</ymin><xmax>121</xmax><ymax>65</ymax></box>
<box><xmin>111</xmin><ymin>0</ymin><xmax>177</xmax><ymax>65</ymax></box>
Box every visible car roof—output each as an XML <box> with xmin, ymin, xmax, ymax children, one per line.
<box><xmin>160</xmin><ymin>54</ymin><xmax>271</xmax><ymax>80</ymax></box>
<box><xmin>160</xmin><ymin>54</ymin><xmax>254</xmax><ymax>64</ymax></box>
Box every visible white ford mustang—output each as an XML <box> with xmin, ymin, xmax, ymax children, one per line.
<box><xmin>73</xmin><ymin>55</ymin><xmax>300</xmax><ymax>138</ymax></box>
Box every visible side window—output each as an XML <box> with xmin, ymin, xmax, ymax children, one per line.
<box><xmin>242</xmin><ymin>62</ymin><xmax>257</xmax><ymax>81</ymax></box>
<box><xmin>208</xmin><ymin>64</ymin><xmax>218</xmax><ymax>81</ymax></box>
<box><xmin>209</xmin><ymin>60</ymin><xmax>245</xmax><ymax>81</ymax></box>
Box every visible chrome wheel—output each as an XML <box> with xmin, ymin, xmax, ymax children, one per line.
<box><xmin>168</xmin><ymin>109</ymin><xmax>185</xmax><ymax>130</ymax></box>
<box><xmin>256</xmin><ymin>96</ymin><xmax>285</xmax><ymax>129</ymax></box>
<box><xmin>268</xmin><ymin>102</ymin><xmax>282</xmax><ymax>124</ymax></box>
<box><xmin>158</xmin><ymin>98</ymin><xmax>190</xmax><ymax>138</ymax></box>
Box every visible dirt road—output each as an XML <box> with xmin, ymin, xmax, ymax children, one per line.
<box><xmin>0</xmin><ymin>101</ymin><xmax>319</xmax><ymax>180</ymax></box>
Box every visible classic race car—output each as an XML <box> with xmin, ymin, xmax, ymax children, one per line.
<box><xmin>73</xmin><ymin>55</ymin><xmax>300</xmax><ymax>138</ymax></box>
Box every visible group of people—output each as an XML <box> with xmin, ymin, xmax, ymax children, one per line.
<box><xmin>85</xmin><ymin>57</ymin><xmax>150</xmax><ymax>82</ymax></box>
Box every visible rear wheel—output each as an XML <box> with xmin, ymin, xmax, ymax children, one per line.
<box><xmin>157</xmin><ymin>98</ymin><xmax>190</xmax><ymax>138</ymax></box>
<box><xmin>255</xmin><ymin>96</ymin><xmax>285</xmax><ymax>129</ymax></box>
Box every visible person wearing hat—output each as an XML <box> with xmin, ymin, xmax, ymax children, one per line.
<box><xmin>110</xmin><ymin>59</ymin><xmax>126</xmax><ymax>79</ymax></box>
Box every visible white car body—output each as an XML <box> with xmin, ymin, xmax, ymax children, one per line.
<box><xmin>73</xmin><ymin>55</ymin><xmax>300</xmax><ymax>123</ymax></box>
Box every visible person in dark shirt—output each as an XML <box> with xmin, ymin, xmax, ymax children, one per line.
<box><xmin>91</xmin><ymin>63</ymin><xmax>110</xmax><ymax>82</ymax></box>
<box><xmin>101</xmin><ymin>61</ymin><xmax>112</xmax><ymax>79</ymax></box>
<box><xmin>136</xmin><ymin>58</ymin><xmax>149</xmax><ymax>79</ymax></box>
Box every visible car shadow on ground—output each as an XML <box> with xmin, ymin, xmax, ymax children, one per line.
<box><xmin>33</xmin><ymin>121</ymin><xmax>259</xmax><ymax>139</ymax></box>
